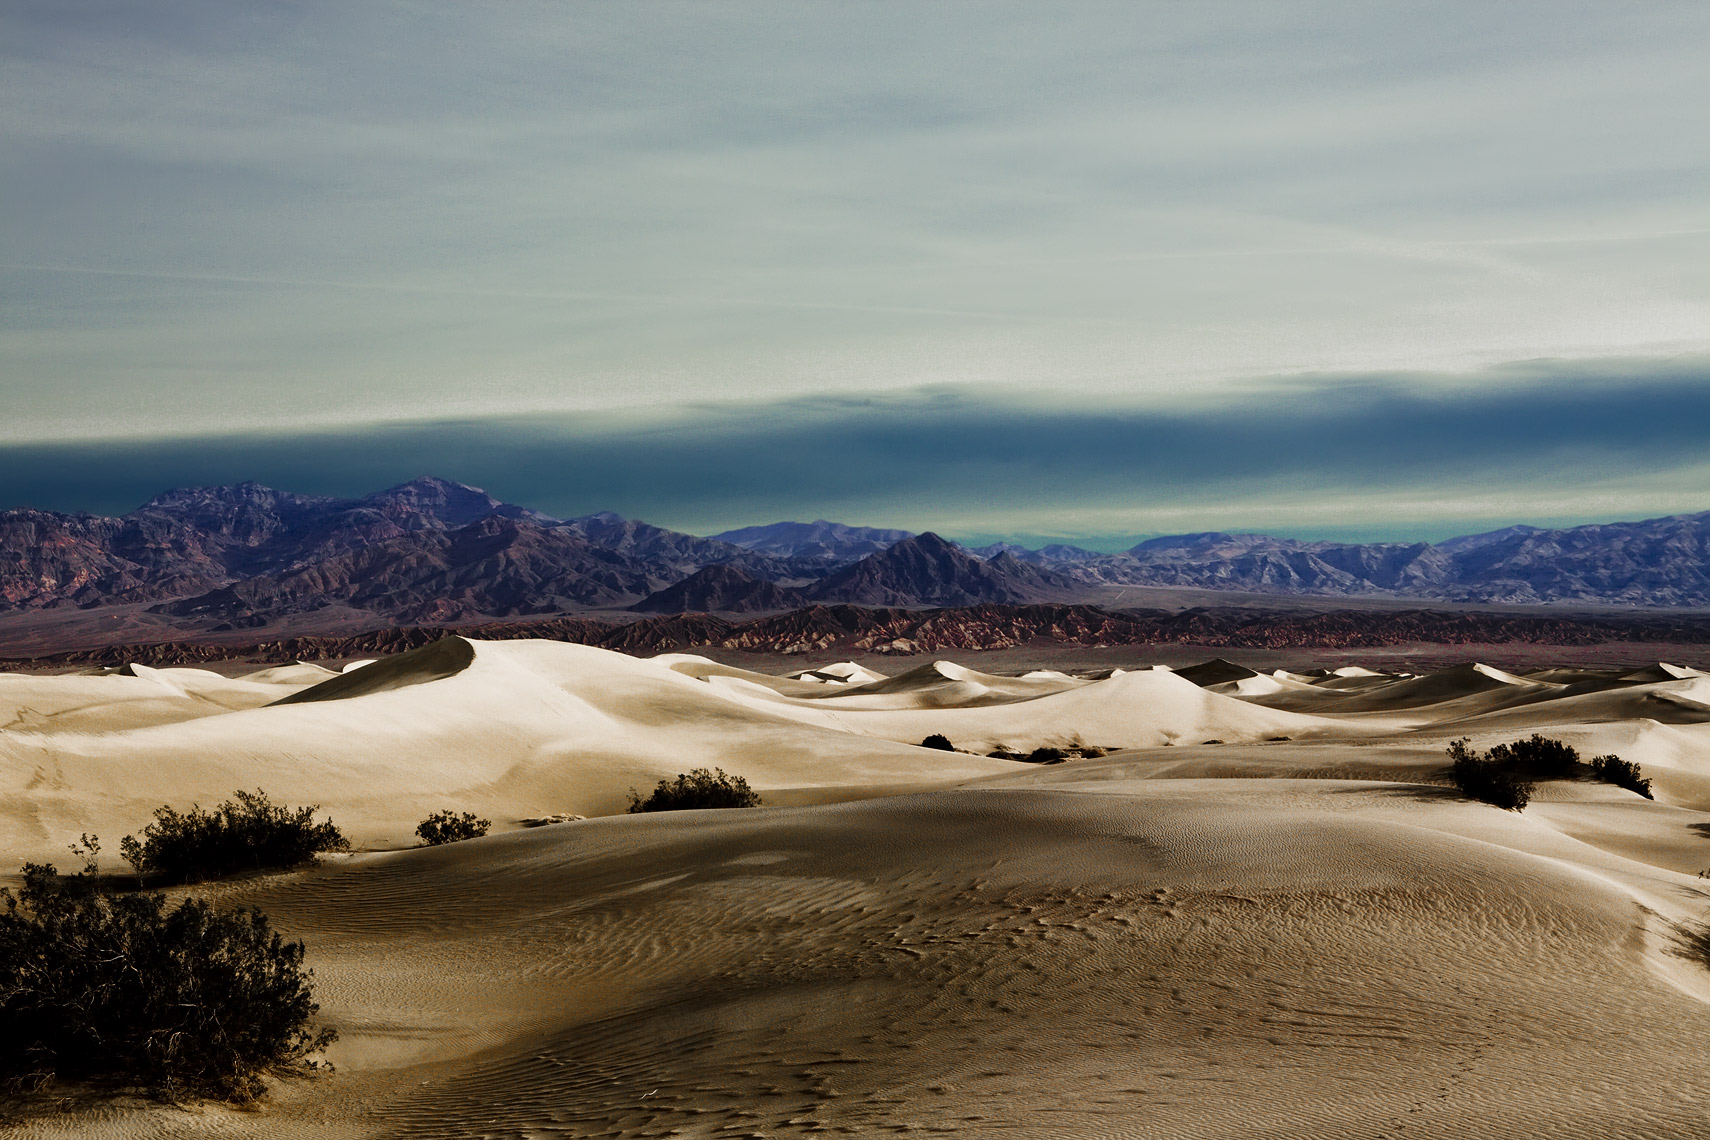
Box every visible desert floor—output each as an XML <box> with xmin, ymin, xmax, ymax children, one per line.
<box><xmin>5</xmin><ymin>637</ymin><xmax>1710</xmax><ymax>1138</ymax></box>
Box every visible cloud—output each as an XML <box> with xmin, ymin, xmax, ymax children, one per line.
<box><xmin>2</xmin><ymin>2</ymin><xmax>1709</xmax><ymax>440</ymax></box>
<box><xmin>3</xmin><ymin>356</ymin><xmax>1706</xmax><ymax>545</ymax></box>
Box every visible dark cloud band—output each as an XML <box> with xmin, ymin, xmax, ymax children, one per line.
<box><xmin>2</xmin><ymin>357</ymin><xmax>1706</xmax><ymax>546</ymax></box>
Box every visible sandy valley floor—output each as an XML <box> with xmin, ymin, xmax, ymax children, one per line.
<box><xmin>5</xmin><ymin>638</ymin><xmax>1710</xmax><ymax>1138</ymax></box>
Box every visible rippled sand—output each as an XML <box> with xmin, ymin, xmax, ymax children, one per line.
<box><xmin>6</xmin><ymin>641</ymin><xmax>1710</xmax><ymax>1138</ymax></box>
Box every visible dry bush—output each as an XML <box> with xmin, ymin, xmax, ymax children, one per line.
<box><xmin>416</xmin><ymin>811</ymin><xmax>491</xmax><ymax>846</ymax></box>
<box><xmin>1489</xmin><ymin>733</ymin><xmax>1581</xmax><ymax>781</ymax></box>
<box><xmin>627</xmin><ymin>768</ymin><xmax>761</xmax><ymax>813</ymax></box>
<box><xmin>1446</xmin><ymin>738</ymin><xmax>1534</xmax><ymax>811</ymax></box>
<box><xmin>119</xmin><ymin>790</ymin><xmax>348</xmax><ymax>885</ymax></box>
<box><xmin>1589</xmin><ymin>753</ymin><xmax>1653</xmax><ymax>799</ymax></box>
<box><xmin>0</xmin><ymin>860</ymin><xmax>333</xmax><ymax>1103</ymax></box>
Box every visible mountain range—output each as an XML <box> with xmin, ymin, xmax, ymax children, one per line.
<box><xmin>3</xmin><ymin>478</ymin><xmax>1709</xmax><ymax>647</ymax></box>
<box><xmin>723</xmin><ymin>516</ymin><xmax>1710</xmax><ymax>608</ymax></box>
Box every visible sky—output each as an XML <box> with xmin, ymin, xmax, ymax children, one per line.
<box><xmin>3</xmin><ymin>1</ymin><xmax>1708</xmax><ymax>544</ymax></box>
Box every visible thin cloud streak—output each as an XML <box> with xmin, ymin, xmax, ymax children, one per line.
<box><xmin>0</xmin><ymin>263</ymin><xmax>1040</xmax><ymax>322</ymax></box>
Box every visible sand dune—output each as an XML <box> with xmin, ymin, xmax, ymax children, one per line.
<box><xmin>1331</xmin><ymin>661</ymin><xmax>1550</xmax><ymax>708</ymax></box>
<box><xmin>1623</xmin><ymin>662</ymin><xmax>1707</xmax><ymax>683</ymax></box>
<box><xmin>1206</xmin><ymin>670</ymin><xmax>1321</xmax><ymax>698</ymax></box>
<box><xmin>0</xmin><ymin>639</ymin><xmax>1021</xmax><ymax>859</ymax></box>
<box><xmin>5</xmin><ymin>640</ymin><xmax>1710</xmax><ymax>1138</ymax></box>
<box><xmin>705</xmin><ymin>662</ymin><xmax>1341</xmax><ymax>753</ymax></box>
<box><xmin>1272</xmin><ymin>667</ymin><xmax>1324</xmax><ymax>684</ymax></box>
<box><xmin>1230</xmin><ymin>661</ymin><xmax>1569</xmax><ymax>722</ymax></box>
<box><xmin>0</xmin><ymin>643</ymin><xmax>1451</xmax><ymax>870</ymax></box>
<box><xmin>824</xmin><ymin>658</ymin><xmax>1078</xmax><ymax>696</ymax></box>
<box><xmin>1452</xmin><ymin>676</ymin><xmax>1710</xmax><ymax>729</ymax></box>
<box><xmin>32</xmin><ymin>778</ymin><xmax>1710</xmax><ymax>1139</ymax></box>
<box><xmin>0</xmin><ymin>664</ymin><xmax>311</xmax><ymax>734</ymax></box>
<box><xmin>780</xmin><ymin>658</ymin><xmax>1089</xmax><ymax>709</ymax></box>
<box><xmin>244</xmin><ymin>662</ymin><xmax>346</xmax><ymax>685</ymax></box>
<box><xmin>786</xmin><ymin>661</ymin><xmax>887</xmax><ymax>685</ymax></box>
<box><xmin>1169</xmin><ymin>657</ymin><xmax>1260</xmax><ymax>686</ymax></box>
<box><xmin>274</xmin><ymin>636</ymin><xmax>477</xmax><ymax>704</ymax></box>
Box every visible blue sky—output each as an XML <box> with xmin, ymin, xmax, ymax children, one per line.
<box><xmin>3</xmin><ymin>2</ymin><xmax>1708</xmax><ymax>542</ymax></box>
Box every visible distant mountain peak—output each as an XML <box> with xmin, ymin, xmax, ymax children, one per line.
<box><xmin>1431</xmin><ymin>524</ymin><xmax>1545</xmax><ymax>554</ymax></box>
<box><xmin>804</xmin><ymin>531</ymin><xmax>1073</xmax><ymax>607</ymax></box>
<box><xmin>1128</xmin><ymin>531</ymin><xmax>1287</xmax><ymax>555</ymax></box>
<box><xmin>630</xmin><ymin>562</ymin><xmax>797</xmax><ymax>614</ymax></box>
<box><xmin>137</xmin><ymin>481</ymin><xmax>322</xmax><ymax>511</ymax></box>
<box><xmin>379</xmin><ymin>475</ymin><xmax>481</xmax><ymax>494</ymax></box>
<box><xmin>569</xmin><ymin>509</ymin><xmax>627</xmax><ymax>525</ymax></box>
<box><xmin>371</xmin><ymin>478</ymin><xmax>477</xmax><ymax>502</ymax></box>
<box><xmin>711</xmin><ymin>518</ymin><xmax>913</xmax><ymax>562</ymax></box>
<box><xmin>969</xmin><ymin>540</ymin><xmax>1105</xmax><ymax>565</ymax></box>
<box><xmin>904</xmin><ymin>531</ymin><xmax>957</xmax><ymax>552</ymax></box>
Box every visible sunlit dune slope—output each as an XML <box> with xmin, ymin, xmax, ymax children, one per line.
<box><xmin>0</xmin><ymin>638</ymin><xmax>1019</xmax><ymax>860</ymax></box>
<box><xmin>0</xmin><ymin>663</ymin><xmax>312</xmax><ymax>733</ymax></box>
<box><xmin>0</xmin><ymin>638</ymin><xmax>1356</xmax><ymax>863</ymax></box>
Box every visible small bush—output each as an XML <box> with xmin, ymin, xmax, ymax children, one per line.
<box><xmin>1589</xmin><ymin>753</ymin><xmax>1653</xmax><ymax>799</ymax></box>
<box><xmin>627</xmin><ymin>768</ymin><xmax>761</xmax><ymax>813</ymax></box>
<box><xmin>119</xmin><ymin>789</ymin><xmax>348</xmax><ymax>885</ymax></box>
<box><xmin>1489</xmin><ymin>733</ymin><xmax>1581</xmax><ymax>781</ymax></box>
<box><xmin>1001</xmin><ymin>743</ymin><xmax>1111</xmax><ymax>765</ymax></box>
<box><xmin>415</xmin><ymin>810</ymin><xmax>491</xmax><ymax>846</ymax></box>
<box><xmin>921</xmin><ymin>734</ymin><xmax>956</xmax><ymax>751</ymax></box>
<box><xmin>0</xmin><ymin>861</ymin><xmax>333</xmax><ymax>1103</ymax></box>
<box><xmin>1447</xmin><ymin>738</ymin><xmax>1534</xmax><ymax>811</ymax></box>
<box><xmin>1453</xmin><ymin>760</ymin><xmax>1533</xmax><ymax>811</ymax></box>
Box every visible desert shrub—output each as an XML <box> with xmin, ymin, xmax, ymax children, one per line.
<box><xmin>1023</xmin><ymin>747</ymin><xmax>1068</xmax><ymax>765</ymax></box>
<box><xmin>0</xmin><ymin>861</ymin><xmax>333</xmax><ymax>1103</ymax></box>
<box><xmin>1589</xmin><ymin>753</ymin><xmax>1653</xmax><ymax>799</ymax></box>
<box><xmin>119</xmin><ymin>789</ymin><xmax>348</xmax><ymax>885</ymax></box>
<box><xmin>1445</xmin><ymin>737</ymin><xmax>1478</xmax><ymax>767</ymax></box>
<box><xmin>627</xmin><ymin>767</ymin><xmax>761</xmax><ymax>813</ymax></box>
<box><xmin>921</xmin><ymin>734</ymin><xmax>956</xmax><ymax>751</ymax></box>
<box><xmin>1489</xmin><ymin>733</ymin><xmax>1581</xmax><ymax>781</ymax></box>
<box><xmin>1446</xmin><ymin>738</ymin><xmax>1534</xmax><ymax>811</ymax></box>
<box><xmin>415</xmin><ymin>810</ymin><xmax>491</xmax><ymax>846</ymax></box>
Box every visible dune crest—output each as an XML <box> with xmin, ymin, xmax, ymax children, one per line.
<box><xmin>273</xmin><ymin>636</ymin><xmax>478</xmax><ymax>705</ymax></box>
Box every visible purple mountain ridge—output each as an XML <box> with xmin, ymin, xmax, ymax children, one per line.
<box><xmin>4</xmin><ymin>479</ymin><xmax>1710</xmax><ymax>642</ymax></box>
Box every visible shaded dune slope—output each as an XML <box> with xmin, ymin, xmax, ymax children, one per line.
<box><xmin>112</xmin><ymin>780</ymin><xmax>1710</xmax><ymax>1140</ymax></box>
<box><xmin>273</xmin><ymin>634</ymin><xmax>477</xmax><ymax>704</ymax></box>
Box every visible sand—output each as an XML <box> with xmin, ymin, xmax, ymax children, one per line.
<box><xmin>4</xmin><ymin>637</ymin><xmax>1710</xmax><ymax>1138</ymax></box>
